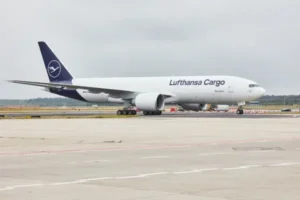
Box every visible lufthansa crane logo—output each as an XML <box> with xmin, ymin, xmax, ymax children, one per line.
<box><xmin>47</xmin><ymin>60</ymin><xmax>62</xmax><ymax>78</ymax></box>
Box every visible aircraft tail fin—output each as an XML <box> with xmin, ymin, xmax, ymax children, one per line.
<box><xmin>38</xmin><ymin>41</ymin><xmax>73</xmax><ymax>82</ymax></box>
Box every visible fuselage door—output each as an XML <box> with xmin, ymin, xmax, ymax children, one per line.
<box><xmin>228</xmin><ymin>85</ymin><xmax>234</xmax><ymax>93</ymax></box>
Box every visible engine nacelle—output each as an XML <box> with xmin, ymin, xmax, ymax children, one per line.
<box><xmin>132</xmin><ymin>92</ymin><xmax>165</xmax><ymax>111</ymax></box>
<box><xmin>179</xmin><ymin>103</ymin><xmax>206</xmax><ymax>112</ymax></box>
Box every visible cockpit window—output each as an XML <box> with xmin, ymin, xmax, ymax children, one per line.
<box><xmin>249</xmin><ymin>84</ymin><xmax>259</xmax><ymax>88</ymax></box>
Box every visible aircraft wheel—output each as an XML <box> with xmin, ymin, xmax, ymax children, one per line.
<box><xmin>142</xmin><ymin>111</ymin><xmax>162</xmax><ymax>115</ymax></box>
<box><xmin>143</xmin><ymin>111</ymin><xmax>151</xmax><ymax>115</ymax></box>
<box><xmin>117</xmin><ymin>110</ymin><xmax>122</xmax><ymax>115</ymax></box>
<box><xmin>128</xmin><ymin>110</ymin><xmax>136</xmax><ymax>115</ymax></box>
<box><xmin>236</xmin><ymin>110</ymin><xmax>244</xmax><ymax>115</ymax></box>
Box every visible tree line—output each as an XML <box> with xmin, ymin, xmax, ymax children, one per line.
<box><xmin>0</xmin><ymin>95</ymin><xmax>300</xmax><ymax>107</ymax></box>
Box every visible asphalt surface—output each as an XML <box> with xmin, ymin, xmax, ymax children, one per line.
<box><xmin>0</xmin><ymin>110</ymin><xmax>298</xmax><ymax>118</ymax></box>
<box><xmin>154</xmin><ymin>112</ymin><xmax>299</xmax><ymax>118</ymax></box>
<box><xmin>1</xmin><ymin>117</ymin><xmax>300</xmax><ymax>200</ymax></box>
<box><xmin>0</xmin><ymin>111</ymin><xmax>110</xmax><ymax>117</ymax></box>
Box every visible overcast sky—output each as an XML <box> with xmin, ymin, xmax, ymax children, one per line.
<box><xmin>1</xmin><ymin>0</ymin><xmax>299</xmax><ymax>99</ymax></box>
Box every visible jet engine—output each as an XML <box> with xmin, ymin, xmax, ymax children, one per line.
<box><xmin>179</xmin><ymin>103</ymin><xmax>206</xmax><ymax>112</ymax></box>
<box><xmin>132</xmin><ymin>92</ymin><xmax>165</xmax><ymax>111</ymax></box>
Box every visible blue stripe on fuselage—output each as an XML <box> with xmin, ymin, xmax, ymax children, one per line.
<box><xmin>49</xmin><ymin>88</ymin><xmax>87</xmax><ymax>102</ymax></box>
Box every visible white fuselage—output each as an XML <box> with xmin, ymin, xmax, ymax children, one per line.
<box><xmin>71</xmin><ymin>75</ymin><xmax>265</xmax><ymax>105</ymax></box>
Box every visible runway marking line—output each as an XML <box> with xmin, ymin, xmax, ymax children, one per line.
<box><xmin>114</xmin><ymin>172</ymin><xmax>169</xmax><ymax>180</ymax></box>
<box><xmin>1</xmin><ymin>137</ymin><xmax>300</xmax><ymax>157</ymax></box>
<box><xmin>172</xmin><ymin>168</ymin><xmax>219</xmax><ymax>174</ymax></box>
<box><xmin>1</xmin><ymin>162</ymin><xmax>300</xmax><ymax>192</ymax></box>
<box><xmin>268</xmin><ymin>162</ymin><xmax>300</xmax><ymax>167</ymax></box>
<box><xmin>221</xmin><ymin>165</ymin><xmax>261</xmax><ymax>170</ymax></box>
<box><xmin>68</xmin><ymin>160</ymin><xmax>110</xmax><ymax>164</ymax></box>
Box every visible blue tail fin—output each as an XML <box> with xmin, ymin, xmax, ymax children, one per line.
<box><xmin>38</xmin><ymin>41</ymin><xmax>73</xmax><ymax>82</ymax></box>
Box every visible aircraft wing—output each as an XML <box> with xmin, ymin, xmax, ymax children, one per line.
<box><xmin>7</xmin><ymin>80</ymin><xmax>174</xmax><ymax>99</ymax></box>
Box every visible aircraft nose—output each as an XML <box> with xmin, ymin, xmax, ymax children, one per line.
<box><xmin>260</xmin><ymin>87</ymin><xmax>266</xmax><ymax>96</ymax></box>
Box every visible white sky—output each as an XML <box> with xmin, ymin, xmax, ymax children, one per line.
<box><xmin>1</xmin><ymin>0</ymin><xmax>300</xmax><ymax>99</ymax></box>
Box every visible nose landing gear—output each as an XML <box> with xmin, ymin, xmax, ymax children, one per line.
<box><xmin>236</xmin><ymin>106</ymin><xmax>244</xmax><ymax>115</ymax></box>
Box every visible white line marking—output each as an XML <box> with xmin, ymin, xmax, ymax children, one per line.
<box><xmin>222</xmin><ymin>165</ymin><xmax>261</xmax><ymax>170</ymax></box>
<box><xmin>268</xmin><ymin>162</ymin><xmax>300</xmax><ymax>167</ymax></box>
<box><xmin>51</xmin><ymin>177</ymin><xmax>111</xmax><ymax>185</ymax></box>
<box><xmin>140</xmin><ymin>156</ymin><xmax>171</xmax><ymax>159</ymax></box>
<box><xmin>173</xmin><ymin>168</ymin><xmax>218</xmax><ymax>174</ymax></box>
<box><xmin>115</xmin><ymin>172</ymin><xmax>168</xmax><ymax>179</ymax></box>
<box><xmin>68</xmin><ymin>160</ymin><xmax>110</xmax><ymax>164</ymax></box>
<box><xmin>1</xmin><ymin>162</ymin><xmax>300</xmax><ymax>191</ymax></box>
<box><xmin>172</xmin><ymin>169</ymin><xmax>199</xmax><ymax>174</ymax></box>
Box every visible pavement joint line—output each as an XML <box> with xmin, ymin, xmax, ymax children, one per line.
<box><xmin>0</xmin><ymin>151</ymin><xmax>288</xmax><ymax>169</ymax></box>
<box><xmin>1</xmin><ymin>162</ymin><xmax>300</xmax><ymax>192</ymax></box>
<box><xmin>140</xmin><ymin>156</ymin><xmax>172</xmax><ymax>159</ymax></box>
<box><xmin>257</xmin><ymin>140</ymin><xmax>268</xmax><ymax>143</ymax></box>
<box><xmin>198</xmin><ymin>152</ymin><xmax>228</xmax><ymax>156</ymax></box>
<box><xmin>1</xmin><ymin>137</ymin><xmax>300</xmax><ymax>157</ymax></box>
<box><xmin>68</xmin><ymin>160</ymin><xmax>111</xmax><ymax>164</ymax></box>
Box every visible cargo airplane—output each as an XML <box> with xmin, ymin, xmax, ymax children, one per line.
<box><xmin>8</xmin><ymin>42</ymin><xmax>266</xmax><ymax>115</ymax></box>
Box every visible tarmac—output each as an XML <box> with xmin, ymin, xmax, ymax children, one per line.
<box><xmin>1</xmin><ymin>116</ymin><xmax>300</xmax><ymax>199</ymax></box>
<box><xmin>1</xmin><ymin>110</ymin><xmax>299</xmax><ymax>118</ymax></box>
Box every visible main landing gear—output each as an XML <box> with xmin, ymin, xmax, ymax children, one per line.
<box><xmin>116</xmin><ymin>109</ymin><xmax>137</xmax><ymax>115</ymax></box>
<box><xmin>116</xmin><ymin>104</ymin><xmax>163</xmax><ymax>116</ymax></box>
<box><xmin>236</xmin><ymin>106</ymin><xmax>244</xmax><ymax>115</ymax></box>
<box><xmin>143</xmin><ymin>111</ymin><xmax>162</xmax><ymax>115</ymax></box>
